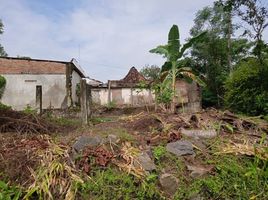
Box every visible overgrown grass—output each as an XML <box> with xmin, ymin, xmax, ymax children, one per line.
<box><xmin>0</xmin><ymin>181</ymin><xmax>21</xmax><ymax>200</ymax></box>
<box><xmin>90</xmin><ymin>116</ymin><xmax>114</xmax><ymax>125</ymax></box>
<box><xmin>77</xmin><ymin>168</ymin><xmax>164</xmax><ymax>200</ymax></box>
<box><xmin>94</xmin><ymin>127</ymin><xmax>136</xmax><ymax>143</ymax></box>
<box><xmin>48</xmin><ymin>116</ymin><xmax>81</xmax><ymax>127</ymax></box>
<box><xmin>174</xmin><ymin>152</ymin><xmax>268</xmax><ymax>199</ymax></box>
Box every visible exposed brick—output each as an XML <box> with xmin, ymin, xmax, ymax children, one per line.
<box><xmin>0</xmin><ymin>57</ymin><xmax>66</xmax><ymax>74</ymax></box>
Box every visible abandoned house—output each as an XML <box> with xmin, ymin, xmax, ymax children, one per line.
<box><xmin>0</xmin><ymin>57</ymin><xmax>86</xmax><ymax>110</ymax></box>
<box><xmin>90</xmin><ymin>67</ymin><xmax>154</xmax><ymax>106</ymax></box>
<box><xmin>174</xmin><ymin>79</ymin><xmax>201</xmax><ymax>113</ymax></box>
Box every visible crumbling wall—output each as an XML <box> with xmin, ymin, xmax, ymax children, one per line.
<box><xmin>1</xmin><ymin>74</ymin><xmax>66</xmax><ymax>110</ymax></box>
<box><xmin>91</xmin><ymin>87</ymin><xmax>154</xmax><ymax>106</ymax></box>
<box><xmin>175</xmin><ymin>80</ymin><xmax>201</xmax><ymax>112</ymax></box>
<box><xmin>71</xmin><ymin>70</ymin><xmax>82</xmax><ymax>105</ymax></box>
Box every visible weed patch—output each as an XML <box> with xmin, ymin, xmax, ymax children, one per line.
<box><xmin>0</xmin><ymin>181</ymin><xmax>21</xmax><ymax>200</ymax></box>
<box><xmin>175</xmin><ymin>154</ymin><xmax>268</xmax><ymax>199</ymax></box>
<box><xmin>77</xmin><ymin>168</ymin><xmax>164</xmax><ymax>199</ymax></box>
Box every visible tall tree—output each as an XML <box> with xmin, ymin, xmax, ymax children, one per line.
<box><xmin>140</xmin><ymin>65</ymin><xmax>160</xmax><ymax>81</ymax></box>
<box><xmin>190</xmin><ymin>3</ymin><xmax>252</xmax><ymax>106</ymax></box>
<box><xmin>0</xmin><ymin>19</ymin><xmax>7</xmax><ymax>57</ymax></box>
<box><xmin>220</xmin><ymin>0</ymin><xmax>268</xmax><ymax>62</ymax></box>
<box><xmin>236</xmin><ymin>0</ymin><xmax>268</xmax><ymax>62</ymax></box>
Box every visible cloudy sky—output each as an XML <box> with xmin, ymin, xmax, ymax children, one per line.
<box><xmin>0</xmin><ymin>0</ymin><xmax>267</xmax><ymax>82</ymax></box>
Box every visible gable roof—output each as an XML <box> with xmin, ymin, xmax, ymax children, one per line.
<box><xmin>0</xmin><ymin>57</ymin><xmax>86</xmax><ymax>77</ymax></box>
<box><xmin>109</xmin><ymin>67</ymin><xmax>147</xmax><ymax>88</ymax></box>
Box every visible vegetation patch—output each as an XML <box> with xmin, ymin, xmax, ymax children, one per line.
<box><xmin>77</xmin><ymin>168</ymin><xmax>164</xmax><ymax>200</ymax></box>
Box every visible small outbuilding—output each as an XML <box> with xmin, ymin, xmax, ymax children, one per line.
<box><xmin>0</xmin><ymin>57</ymin><xmax>86</xmax><ymax>110</ymax></box>
<box><xmin>90</xmin><ymin>67</ymin><xmax>154</xmax><ymax>106</ymax></box>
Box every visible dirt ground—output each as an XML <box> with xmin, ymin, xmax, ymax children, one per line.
<box><xmin>0</xmin><ymin>107</ymin><xmax>267</xmax><ymax>199</ymax></box>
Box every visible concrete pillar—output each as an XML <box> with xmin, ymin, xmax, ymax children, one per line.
<box><xmin>80</xmin><ymin>79</ymin><xmax>88</xmax><ymax>125</ymax></box>
<box><xmin>108</xmin><ymin>80</ymin><xmax>111</xmax><ymax>103</ymax></box>
<box><xmin>36</xmin><ymin>85</ymin><xmax>42</xmax><ymax>114</ymax></box>
<box><xmin>86</xmin><ymin>84</ymin><xmax>92</xmax><ymax>118</ymax></box>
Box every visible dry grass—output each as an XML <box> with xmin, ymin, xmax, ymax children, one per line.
<box><xmin>24</xmin><ymin>140</ymin><xmax>84</xmax><ymax>200</ymax></box>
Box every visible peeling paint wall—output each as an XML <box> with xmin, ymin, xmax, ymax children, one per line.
<box><xmin>1</xmin><ymin>74</ymin><xmax>67</xmax><ymax>110</ymax></box>
<box><xmin>91</xmin><ymin>87</ymin><xmax>154</xmax><ymax>106</ymax></box>
<box><xmin>71</xmin><ymin>70</ymin><xmax>82</xmax><ymax>105</ymax></box>
<box><xmin>175</xmin><ymin>80</ymin><xmax>201</xmax><ymax>112</ymax></box>
<box><xmin>90</xmin><ymin>80</ymin><xmax>200</xmax><ymax>112</ymax></box>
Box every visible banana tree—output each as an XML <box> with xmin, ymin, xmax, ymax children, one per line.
<box><xmin>150</xmin><ymin>25</ymin><xmax>206</xmax><ymax>113</ymax></box>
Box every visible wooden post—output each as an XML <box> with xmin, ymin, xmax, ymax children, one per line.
<box><xmin>108</xmin><ymin>80</ymin><xmax>111</xmax><ymax>104</ymax></box>
<box><xmin>36</xmin><ymin>85</ymin><xmax>42</xmax><ymax>114</ymax></box>
<box><xmin>80</xmin><ymin>79</ymin><xmax>88</xmax><ymax>125</ymax></box>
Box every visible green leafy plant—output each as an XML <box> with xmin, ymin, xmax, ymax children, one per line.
<box><xmin>0</xmin><ymin>181</ymin><xmax>21</xmax><ymax>200</ymax></box>
<box><xmin>225</xmin><ymin>58</ymin><xmax>268</xmax><ymax>115</ymax></box>
<box><xmin>0</xmin><ymin>75</ymin><xmax>6</xmax><ymax>99</ymax></box>
<box><xmin>150</xmin><ymin>25</ymin><xmax>206</xmax><ymax>112</ymax></box>
<box><xmin>105</xmin><ymin>100</ymin><xmax>116</xmax><ymax>110</ymax></box>
<box><xmin>78</xmin><ymin>168</ymin><xmax>163</xmax><ymax>199</ymax></box>
<box><xmin>23</xmin><ymin>105</ymin><xmax>37</xmax><ymax>115</ymax></box>
<box><xmin>152</xmin><ymin>145</ymin><xmax>166</xmax><ymax>161</ymax></box>
<box><xmin>0</xmin><ymin>102</ymin><xmax>11</xmax><ymax>110</ymax></box>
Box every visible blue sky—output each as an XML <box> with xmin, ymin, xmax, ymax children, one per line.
<box><xmin>0</xmin><ymin>0</ymin><xmax>267</xmax><ymax>82</ymax></box>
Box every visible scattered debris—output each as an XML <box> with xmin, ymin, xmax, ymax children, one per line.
<box><xmin>166</xmin><ymin>140</ymin><xmax>195</xmax><ymax>156</ymax></box>
<box><xmin>0</xmin><ymin>134</ymin><xmax>49</xmax><ymax>186</ymax></box>
<box><xmin>0</xmin><ymin>109</ymin><xmax>58</xmax><ymax>134</ymax></box>
<box><xmin>159</xmin><ymin>173</ymin><xmax>179</xmax><ymax>195</ymax></box>
<box><xmin>72</xmin><ymin>135</ymin><xmax>103</xmax><ymax>152</ymax></box>
<box><xmin>134</xmin><ymin>151</ymin><xmax>156</xmax><ymax>172</ymax></box>
<box><xmin>216</xmin><ymin>141</ymin><xmax>268</xmax><ymax>161</ymax></box>
<box><xmin>181</xmin><ymin>129</ymin><xmax>217</xmax><ymax>139</ymax></box>
<box><xmin>24</xmin><ymin>141</ymin><xmax>84</xmax><ymax>200</ymax></box>
<box><xmin>115</xmin><ymin>142</ymin><xmax>145</xmax><ymax>178</ymax></box>
<box><xmin>187</xmin><ymin>165</ymin><xmax>213</xmax><ymax>178</ymax></box>
<box><xmin>125</xmin><ymin>115</ymin><xmax>163</xmax><ymax>133</ymax></box>
<box><xmin>104</xmin><ymin>134</ymin><xmax>120</xmax><ymax>144</ymax></box>
<box><xmin>168</xmin><ymin>130</ymin><xmax>182</xmax><ymax>142</ymax></box>
<box><xmin>77</xmin><ymin>146</ymin><xmax>114</xmax><ymax>173</ymax></box>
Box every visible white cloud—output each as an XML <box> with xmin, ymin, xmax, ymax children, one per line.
<box><xmin>1</xmin><ymin>0</ymin><xmax>266</xmax><ymax>82</ymax></box>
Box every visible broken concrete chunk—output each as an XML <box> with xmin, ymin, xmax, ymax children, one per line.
<box><xmin>181</xmin><ymin>129</ymin><xmax>217</xmax><ymax>139</ymax></box>
<box><xmin>166</xmin><ymin>140</ymin><xmax>195</xmax><ymax>156</ymax></box>
<box><xmin>159</xmin><ymin>173</ymin><xmax>179</xmax><ymax>195</ymax></box>
<box><xmin>134</xmin><ymin>151</ymin><xmax>156</xmax><ymax>172</ymax></box>
<box><xmin>72</xmin><ymin>135</ymin><xmax>102</xmax><ymax>152</ymax></box>
<box><xmin>187</xmin><ymin>165</ymin><xmax>211</xmax><ymax>178</ymax></box>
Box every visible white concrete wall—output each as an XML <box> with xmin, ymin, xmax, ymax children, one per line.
<box><xmin>91</xmin><ymin>87</ymin><xmax>154</xmax><ymax>106</ymax></box>
<box><xmin>121</xmin><ymin>88</ymin><xmax>131</xmax><ymax>104</ymax></box>
<box><xmin>91</xmin><ymin>88</ymin><xmax>109</xmax><ymax>105</ymax></box>
<box><xmin>1</xmin><ymin>74</ymin><xmax>66</xmax><ymax>110</ymax></box>
<box><xmin>132</xmin><ymin>88</ymin><xmax>154</xmax><ymax>105</ymax></box>
<box><xmin>71</xmin><ymin>70</ymin><xmax>82</xmax><ymax>104</ymax></box>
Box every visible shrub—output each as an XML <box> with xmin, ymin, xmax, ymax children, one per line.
<box><xmin>0</xmin><ymin>102</ymin><xmax>11</xmax><ymax>110</ymax></box>
<box><xmin>105</xmin><ymin>100</ymin><xmax>116</xmax><ymax>110</ymax></box>
<box><xmin>224</xmin><ymin>58</ymin><xmax>268</xmax><ymax>115</ymax></box>
<box><xmin>23</xmin><ymin>105</ymin><xmax>37</xmax><ymax>115</ymax></box>
<box><xmin>0</xmin><ymin>75</ymin><xmax>6</xmax><ymax>99</ymax></box>
<box><xmin>202</xmin><ymin>87</ymin><xmax>219</xmax><ymax>108</ymax></box>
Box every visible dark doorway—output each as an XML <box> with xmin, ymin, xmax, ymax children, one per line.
<box><xmin>36</xmin><ymin>85</ymin><xmax>42</xmax><ymax>114</ymax></box>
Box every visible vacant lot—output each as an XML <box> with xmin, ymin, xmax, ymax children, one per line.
<box><xmin>0</xmin><ymin>107</ymin><xmax>267</xmax><ymax>199</ymax></box>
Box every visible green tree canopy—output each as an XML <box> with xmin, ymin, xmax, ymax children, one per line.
<box><xmin>0</xmin><ymin>19</ymin><xmax>7</xmax><ymax>57</ymax></box>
